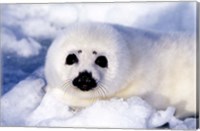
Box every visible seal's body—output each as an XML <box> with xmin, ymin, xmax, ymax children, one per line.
<box><xmin>45</xmin><ymin>23</ymin><xmax>196</xmax><ymax>118</ymax></box>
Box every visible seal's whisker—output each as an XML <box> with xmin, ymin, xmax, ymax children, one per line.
<box><xmin>61</xmin><ymin>83</ymin><xmax>69</xmax><ymax>92</ymax></box>
<box><xmin>98</xmin><ymin>87</ymin><xmax>104</xmax><ymax>98</ymax></box>
<box><xmin>97</xmin><ymin>85</ymin><xmax>104</xmax><ymax>97</ymax></box>
<box><xmin>64</xmin><ymin>83</ymin><xmax>71</xmax><ymax>93</ymax></box>
<box><xmin>59</xmin><ymin>79</ymin><xmax>73</xmax><ymax>94</ymax></box>
<box><xmin>60</xmin><ymin>79</ymin><xmax>71</xmax><ymax>89</ymax></box>
<box><xmin>99</xmin><ymin>83</ymin><xmax>108</xmax><ymax>95</ymax></box>
<box><xmin>101</xmin><ymin>87</ymin><xmax>107</xmax><ymax>98</ymax></box>
<box><xmin>59</xmin><ymin>80</ymin><xmax>70</xmax><ymax>87</ymax></box>
<box><xmin>97</xmin><ymin>84</ymin><xmax>107</xmax><ymax>98</ymax></box>
<box><xmin>91</xmin><ymin>90</ymin><xmax>96</xmax><ymax>104</ymax></box>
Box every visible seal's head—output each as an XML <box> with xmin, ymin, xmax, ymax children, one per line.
<box><xmin>45</xmin><ymin>23</ymin><xmax>131</xmax><ymax>100</ymax></box>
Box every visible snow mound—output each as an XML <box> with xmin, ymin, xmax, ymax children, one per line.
<box><xmin>1</xmin><ymin>74</ymin><xmax>197</xmax><ymax>129</ymax></box>
<box><xmin>1</xmin><ymin>78</ymin><xmax>45</xmax><ymax>126</ymax></box>
<box><xmin>27</xmin><ymin>94</ymin><xmax>154</xmax><ymax>128</ymax></box>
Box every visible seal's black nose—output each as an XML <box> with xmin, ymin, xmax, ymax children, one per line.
<box><xmin>72</xmin><ymin>71</ymin><xmax>97</xmax><ymax>91</ymax></box>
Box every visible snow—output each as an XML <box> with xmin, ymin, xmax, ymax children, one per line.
<box><xmin>147</xmin><ymin>107</ymin><xmax>176</xmax><ymax>128</ymax></box>
<box><xmin>1</xmin><ymin>2</ymin><xmax>197</xmax><ymax>129</ymax></box>
<box><xmin>27</xmin><ymin>95</ymin><xmax>154</xmax><ymax>128</ymax></box>
<box><xmin>1</xmin><ymin>78</ymin><xmax>45</xmax><ymax>126</ymax></box>
<box><xmin>0</xmin><ymin>70</ymin><xmax>197</xmax><ymax>129</ymax></box>
<box><xmin>1</xmin><ymin>27</ymin><xmax>42</xmax><ymax>58</ymax></box>
<box><xmin>1</xmin><ymin>2</ymin><xmax>196</xmax><ymax>41</ymax></box>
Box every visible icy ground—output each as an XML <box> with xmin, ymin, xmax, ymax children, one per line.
<box><xmin>0</xmin><ymin>69</ymin><xmax>197</xmax><ymax>129</ymax></box>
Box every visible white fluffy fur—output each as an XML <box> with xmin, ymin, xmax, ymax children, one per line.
<box><xmin>45</xmin><ymin>23</ymin><xmax>196</xmax><ymax>118</ymax></box>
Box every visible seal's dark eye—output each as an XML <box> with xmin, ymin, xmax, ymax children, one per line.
<box><xmin>95</xmin><ymin>56</ymin><xmax>108</xmax><ymax>68</ymax></box>
<box><xmin>65</xmin><ymin>54</ymin><xmax>78</xmax><ymax>65</ymax></box>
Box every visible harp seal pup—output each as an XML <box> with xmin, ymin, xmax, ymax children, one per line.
<box><xmin>45</xmin><ymin>22</ymin><xmax>196</xmax><ymax>118</ymax></box>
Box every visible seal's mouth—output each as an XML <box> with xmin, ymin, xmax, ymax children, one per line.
<box><xmin>72</xmin><ymin>71</ymin><xmax>97</xmax><ymax>91</ymax></box>
<box><xmin>80</xmin><ymin>84</ymin><xmax>96</xmax><ymax>91</ymax></box>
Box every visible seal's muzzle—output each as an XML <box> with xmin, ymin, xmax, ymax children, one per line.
<box><xmin>72</xmin><ymin>71</ymin><xmax>97</xmax><ymax>91</ymax></box>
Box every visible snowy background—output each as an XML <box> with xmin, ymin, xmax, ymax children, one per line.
<box><xmin>0</xmin><ymin>2</ymin><xmax>197</xmax><ymax>129</ymax></box>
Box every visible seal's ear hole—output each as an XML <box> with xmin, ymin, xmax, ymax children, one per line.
<box><xmin>95</xmin><ymin>56</ymin><xmax>108</xmax><ymax>68</ymax></box>
<box><xmin>65</xmin><ymin>54</ymin><xmax>78</xmax><ymax>65</ymax></box>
